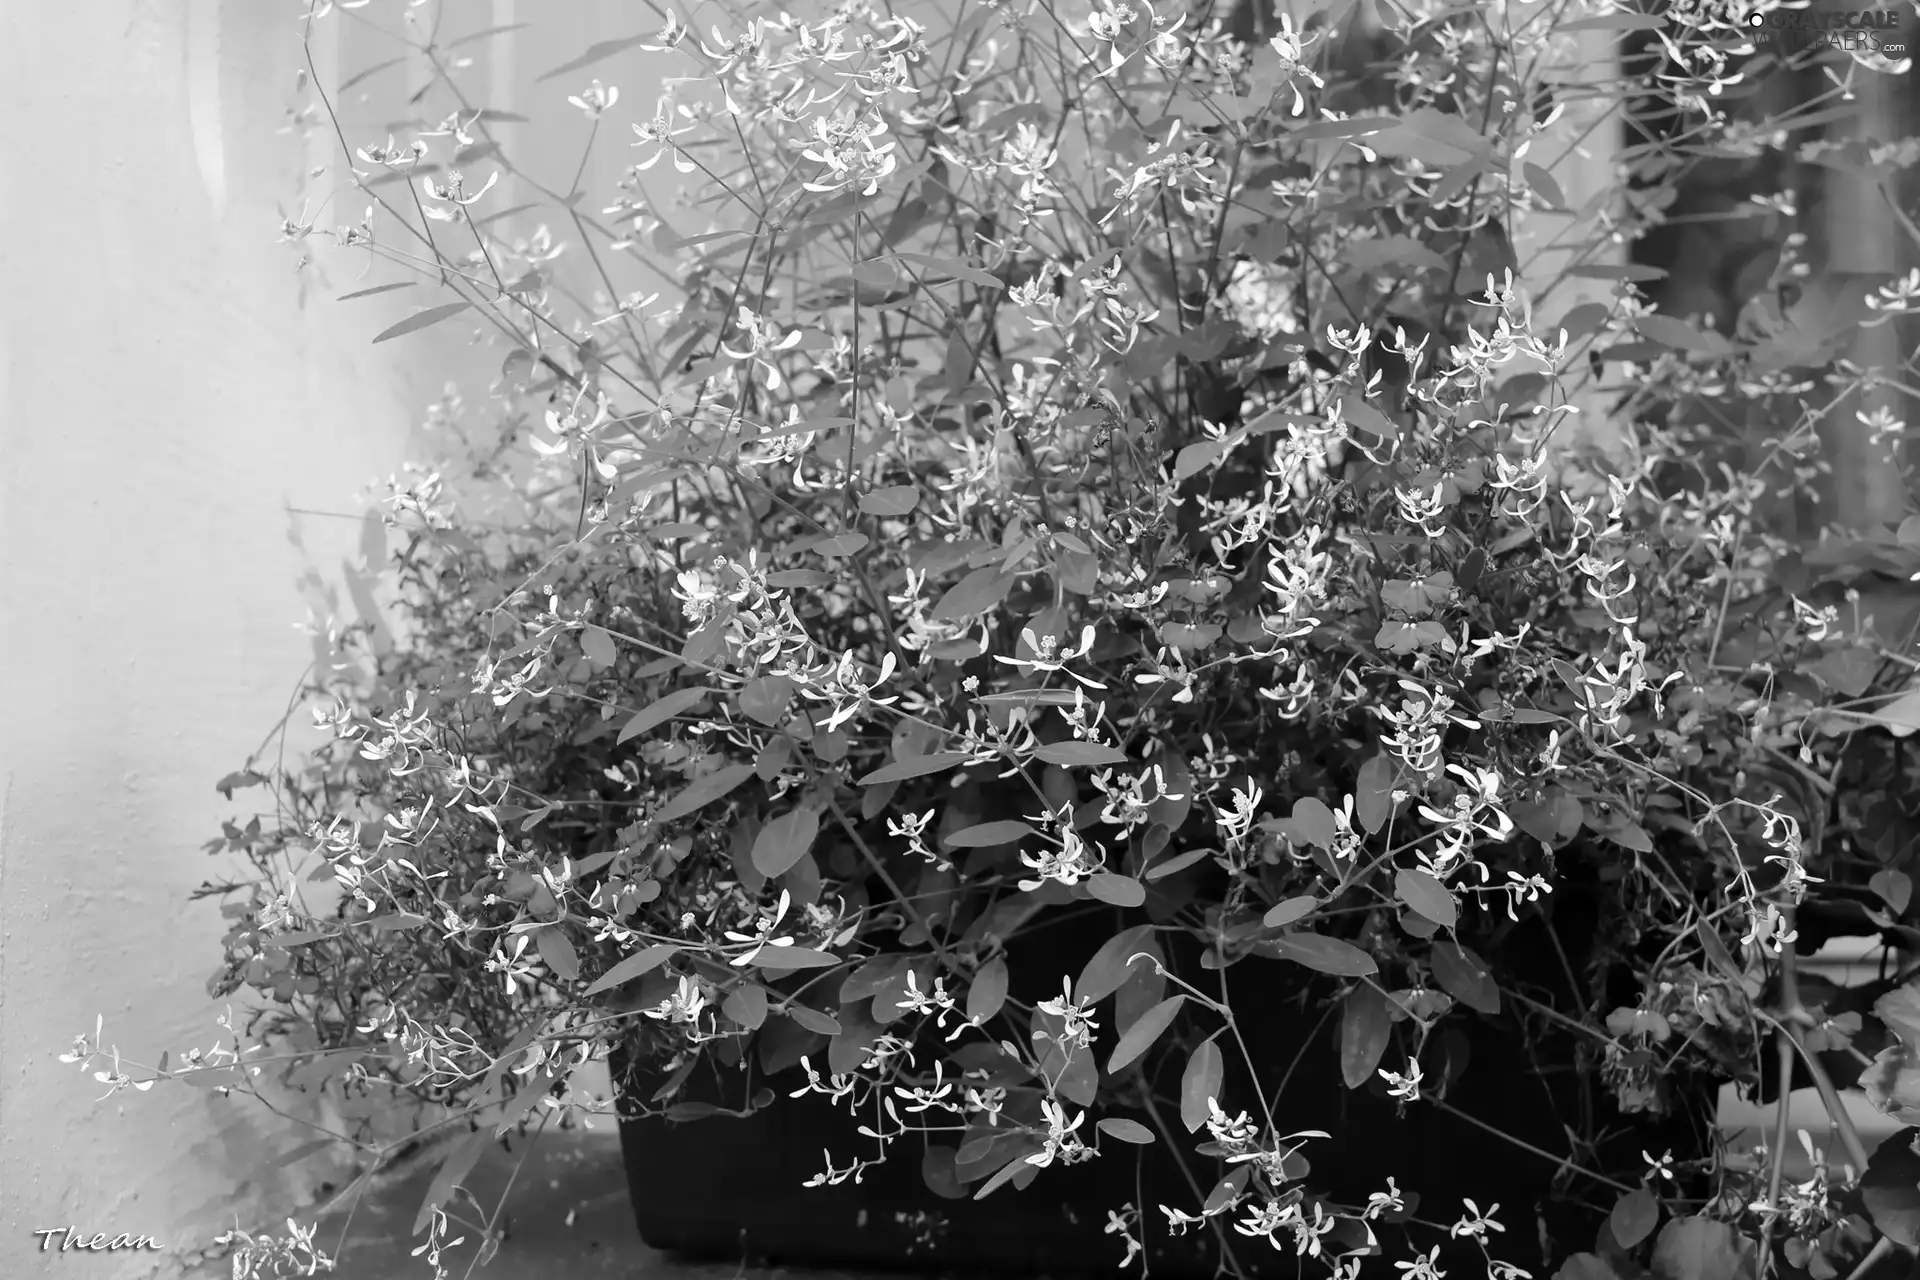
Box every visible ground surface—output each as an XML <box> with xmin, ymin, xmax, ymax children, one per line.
<box><xmin>183</xmin><ymin>1126</ymin><xmax>871</xmax><ymax>1280</ymax></box>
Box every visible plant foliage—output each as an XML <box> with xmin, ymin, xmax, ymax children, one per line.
<box><xmin>57</xmin><ymin>0</ymin><xmax>1920</xmax><ymax>1277</ymax></box>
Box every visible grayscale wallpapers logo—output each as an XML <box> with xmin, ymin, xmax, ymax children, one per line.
<box><xmin>1740</xmin><ymin>7</ymin><xmax>1907</xmax><ymax>54</ymax></box>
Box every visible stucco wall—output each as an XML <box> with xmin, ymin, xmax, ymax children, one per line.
<box><xmin>0</xmin><ymin>4</ymin><xmax>475</xmax><ymax>1275</ymax></box>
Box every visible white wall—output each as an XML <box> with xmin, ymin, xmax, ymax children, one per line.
<box><xmin>0</xmin><ymin>3</ymin><xmax>477</xmax><ymax>1276</ymax></box>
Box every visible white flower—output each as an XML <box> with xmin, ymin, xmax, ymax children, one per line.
<box><xmin>568</xmin><ymin>80</ymin><xmax>619</xmax><ymax>118</ymax></box>
<box><xmin>1379</xmin><ymin>1058</ymin><xmax>1424</xmax><ymax>1102</ymax></box>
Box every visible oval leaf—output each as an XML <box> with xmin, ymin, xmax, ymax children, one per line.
<box><xmin>968</xmin><ymin>957</ymin><xmax>1009</xmax><ymax>1024</ymax></box>
<box><xmin>1863</xmin><ymin>1124</ymin><xmax>1920</xmax><ymax>1245</ymax></box>
<box><xmin>1355</xmin><ymin>755</ymin><xmax>1394</xmax><ymax>835</ymax></box>
<box><xmin>656</xmin><ymin>764</ymin><xmax>757</xmax><ymax>825</ymax></box>
<box><xmin>930</xmin><ymin>566</ymin><xmax>1017</xmax><ymax>621</ymax></box>
<box><xmin>859</xmin><ymin>485</ymin><xmax>921</xmax><ymax>516</ymax></box>
<box><xmin>1649</xmin><ymin>1216</ymin><xmax>1754</xmax><ymax>1280</ymax></box>
<box><xmin>372</xmin><ymin>301</ymin><xmax>472</xmax><ymax>344</ymax></box>
<box><xmin>1033</xmin><ymin>741</ymin><xmax>1129</xmax><ymax>768</ymax></box>
<box><xmin>619</xmin><ymin>687</ymin><xmax>710</xmax><ymax>743</ymax></box>
<box><xmin>412</xmin><ymin>1130</ymin><xmax>493</xmax><ymax>1234</ymax></box>
<box><xmin>723</xmin><ymin>983</ymin><xmax>769</xmax><ymax>1031</ymax></box>
<box><xmin>786</xmin><ymin>1005</ymin><xmax>843</xmax><ymax>1036</ymax></box>
<box><xmin>1395</xmin><ymin>868</ymin><xmax>1457</xmax><ymax>929</ymax></box>
<box><xmin>1180</xmin><ymin>1041</ymin><xmax>1224</xmax><ymax>1133</ymax></box>
<box><xmin>1145</xmin><ymin>847</ymin><xmax>1212</xmax><ymax>881</ymax></box>
<box><xmin>1263</xmin><ymin>896</ymin><xmax>1318</xmax><ymax>929</ymax></box>
<box><xmin>1108</xmin><ymin>995</ymin><xmax>1184</xmax><ymax>1073</ymax></box>
<box><xmin>1077</xmin><ymin>925</ymin><xmax>1156</xmax><ymax>1004</ymax></box>
<box><xmin>535</xmin><ymin>926</ymin><xmax>580</xmax><ymax>983</ymax></box>
<box><xmin>1339</xmin><ymin>984</ymin><xmax>1392</xmax><ymax>1090</ymax></box>
<box><xmin>1096</xmin><ymin>1117</ymin><xmax>1156</xmax><ymax>1145</ymax></box>
<box><xmin>1290</xmin><ymin>797</ymin><xmax>1337</xmax><ymax>849</ymax></box>
<box><xmin>751</xmin><ymin>945</ymin><xmax>842</xmax><ymax>972</ymax></box>
<box><xmin>1609</xmin><ymin>1185</ymin><xmax>1659</xmax><ymax>1249</ymax></box>
<box><xmin>752</xmin><ymin>806</ymin><xmax>821</xmax><ymax>879</ymax></box>
<box><xmin>737</xmin><ymin>674</ymin><xmax>796</xmax><ymax>726</ymax></box>
<box><xmin>815</xmin><ymin>533</ymin><xmax>869</xmax><ymax>557</ymax></box>
<box><xmin>1087</xmin><ymin>873</ymin><xmax>1146</xmax><ymax>907</ymax></box>
<box><xmin>1263</xmin><ymin>934</ymin><xmax>1378</xmax><ymax>977</ymax></box>
<box><xmin>859</xmin><ymin>751</ymin><xmax>970</xmax><ymax>786</ymax></box>
<box><xmin>1429</xmin><ymin>941</ymin><xmax>1500</xmax><ymax>1015</ymax></box>
<box><xmin>944</xmin><ymin>820</ymin><xmax>1035</xmax><ymax>849</ymax></box>
<box><xmin>585</xmin><ymin>943</ymin><xmax>682</xmax><ymax>995</ymax></box>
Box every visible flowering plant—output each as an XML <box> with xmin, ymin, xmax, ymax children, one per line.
<box><xmin>59</xmin><ymin>0</ymin><xmax>1920</xmax><ymax>1277</ymax></box>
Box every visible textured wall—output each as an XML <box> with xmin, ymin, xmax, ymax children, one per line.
<box><xmin>0</xmin><ymin>2</ymin><xmax>465</xmax><ymax>1275</ymax></box>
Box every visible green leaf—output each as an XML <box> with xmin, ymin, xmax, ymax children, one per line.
<box><xmin>1290</xmin><ymin>797</ymin><xmax>1337</xmax><ymax>849</ymax></box>
<box><xmin>1087</xmin><ymin>873</ymin><xmax>1146</xmax><ymax>907</ymax></box>
<box><xmin>1032</xmin><ymin>741</ymin><xmax>1129</xmax><ymax>767</ymax></box>
<box><xmin>1338</xmin><ymin>984</ymin><xmax>1392</xmax><ymax>1090</ymax></box>
<box><xmin>536</xmin><ymin>34</ymin><xmax>648</xmax><ymax>82</ymax></box>
<box><xmin>1807</xmin><ymin>645</ymin><xmax>1880</xmax><ymax>697</ymax></box>
<box><xmin>1287</xmin><ymin>114</ymin><xmax>1393</xmax><ymax>141</ymax></box>
<box><xmin>1610</xmin><ymin>1185</ymin><xmax>1660</xmax><ymax>1249</ymax></box>
<box><xmin>1863</xmin><ymin>1125</ymin><xmax>1920</xmax><ymax>1245</ymax></box>
<box><xmin>1355</xmin><ymin>755</ymin><xmax>1394</xmax><ymax>835</ymax></box>
<box><xmin>737</xmin><ymin>675</ymin><xmax>795</xmax><ymax>726</ymax></box>
<box><xmin>859</xmin><ymin>751</ymin><xmax>970</xmax><ymax>786</ymax></box>
<box><xmin>1865</xmin><ymin>987</ymin><xmax>1920</xmax><ymax>1123</ymax></box>
<box><xmin>1108</xmin><ymin>995</ymin><xmax>1184</xmax><ymax>1073</ymax></box>
<box><xmin>929</xmin><ymin>566</ymin><xmax>1018</xmax><ymax>621</ymax></box>
<box><xmin>1179</xmin><ymin>1041</ymin><xmax>1223</xmax><ymax>1133</ymax></box>
<box><xmin>1144</xmin><ymin>847</ymin><xmax>1212</xmax><ymax>881</ymax></box>
<box><xmin>1561</xmin><ymin>11</ymin><xmax>1664</xmax><ymax>30</ymax></box>
<box><xmin>785</xmin><ymin>1005</ymin><xmax>842</xmax><ymax>1036</ymax></box>
<box><xmin>1429</xmin><ymin>942</ymin><xmax>1500</xmax><ymax>1015</ymax></box>
<box><xmin>1262</xmin><ymin>934</ymin><xmax>1377</xmax><ymax>977</ymax></box>
<box><xmin>655</xmin><ymin>763</ymin><xmax>756</xmax><ymax>824</ymax></box>
<box><xmin>1173</xmin><ymin>437</ymin><xmax>1232</xmax><ymax>482</ymax></box>
<box><xmin>585</xmin><ymin>944</ymin><xmax>681</xmax><ymax>995</ymax></box>
<box><xmin>895</xmin><ymin>252</ymin><xmax>1002</xmax><ymax>288</ymax></box>
<box><xmin>413</xmin><ymin>1130</ymin><xmax>494</xmax><ymax>1234</ymax></box>
<box><xmin>1648</xmin><ymin>1216</ymin><xmax>1755</xmax><ymax>1280</ymax></box>
<box><xmin>1523</xmin><ymin>162</ymin><xmax>1567</xmax><ymax>210</ymax></box>
<box><xmin>1856</xmin><ymin>685</ymin><xmax>1920</xmax><ymax>738</ymax></box>
<box><xmin>1341</xmin><ymin>399</ymin><xmax>1398</xmax><ymax>441</ymax></box>
<box><xmin>337</xmin><ymin>281</ymin><xmax>418</xmax><ymax>302</ymax></box>
<box><xmin>723</xmin><ymin>983</ymin><xmax>769</xmax><ymax>1030</ymax></box>
<box><xmin>1096</xmin><ymin>1117</ymin><xmax>1155</xmax><ymax>1144</ymax></box>
<box><xmin>1635</xmin><ymin>314</ymin><xmax>1714</xmax><ymax>353</ymax></box>
<box><xmin>371</xmin><ymin>302</ymin><xmax>471</xmax><ymax>344</ymax></box>
<box><xmin>619</xmin><ymin>687</ymin><xmax>710</xmax><ymax>743</ymax></box>
<box><xmin>751</xmin><ymin>945</ymin><xmax>842</xmax><ymax>972</ymax></box>
<box><xmin>1554</xmin><ymin>1255</ymin><xmax>1626</xmax><ymax>1280</ymax></box>
<box><xmin>1874</xmin><ymin>868</ymin><xmax>1913</xmax><ymax>915</ymax></box>
<box><xmin>1078</xmin><ymin>925</ymin><xmax>1156</xmax><ymax>1003</ymax></box>
<box><xmin>1263</xmin><ymin>896</ymin><xmax>1318</xmax><ymax>929</ymax></box>
<box><xmin>968</xmin><ymin>957</ymin><xmax>1009</xmax><ymax>1024</ymax></box>
<box><xmin>752</xmin><ymin>806</ymin><xmax>821</xmax><ymax>878</ymax></box>
<box><xmin>535</xmin><ymin>926</ymin><xmax>580</xmax><ymax>982</ymax></box>
<box><xmin>859</xmin><ymin>485</ymin><xmax>920</xmax><ymax>516</ymax></box>
<box><xmin>1395</xmin><ymin>869</ymin><xmax>1457</xmax><ymax>929</ymax></box>
<box><xmin>267</xmin><ymin>1137</ymin><xmax>342</xmax><ymax>1171</ymax></box>
<box><xmin>971</xmin><ymin>1149</ymin><xmax>1037</xmax><ymax>1200</ymax></box>
<box><xmin>814</xmin><ymin>533</ymin><xmax>869</xmax><ymax>557</ymax></box>
<box><xmin>944</xmin><ymin>820</ymin><xmax>1035</xmax><ymax>849</ymax></box>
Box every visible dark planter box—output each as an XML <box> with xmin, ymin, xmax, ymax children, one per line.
<box><xmin>608</xmin><ymin>844</ymin><xmax>1714</xmax><ymax>1274</ymax></box>
<box><xmin>612</xmin><ymin>981</ymin><xmax>1713</xmax><ymax>1276</ymax></box>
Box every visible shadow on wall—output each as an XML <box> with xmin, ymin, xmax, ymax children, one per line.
<box><xmin>0</xmin><ymin>2</ymin><xmax>494</xmax><ymax>1277</ymax></box>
